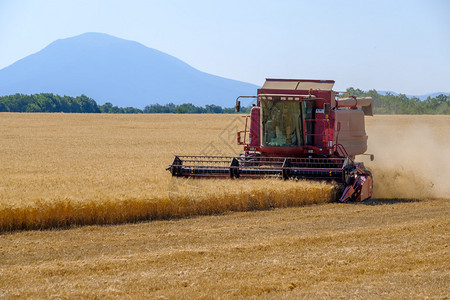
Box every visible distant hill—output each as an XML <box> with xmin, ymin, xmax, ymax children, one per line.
<box><xmin>378</xmin><ymin>91</ymin><xmax>450</xmax><ymax>101</ymax></box>
<box><xmin>0</xmin><ymin>33</ymin><xmax>258</xmax><ymax>108</ymax></box>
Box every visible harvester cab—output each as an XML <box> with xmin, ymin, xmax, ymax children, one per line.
<box><xmin>167</xmin><ymin>79</ymin><xmax>374</xmax><ymax>202</ymax></box>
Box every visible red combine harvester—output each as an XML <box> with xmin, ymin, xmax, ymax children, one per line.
<box><xmin>167</xmin><ymin>79</ymin><xmax>374</xmax><ymax>202</ymax></box>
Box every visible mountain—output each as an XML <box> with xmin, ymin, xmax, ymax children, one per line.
<box><xmin>0</xmin><ymin>33</ymin><xmax>258</xmax><ymax>108</ymax></box>
<box><xmin>412</xmin><ymin>92</ymin><xmax>450</xmax><ymax>101</ymax></box>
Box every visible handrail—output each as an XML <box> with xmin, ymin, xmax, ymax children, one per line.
<box><xmin>237</xmin><ymin>115</ymin><xmax>250</xmax><ymax>145</ymax></box>
<box><xmin>333</xmin><ymin>143</ymin><xmax>349</xmax><ymax>157</ymax></box>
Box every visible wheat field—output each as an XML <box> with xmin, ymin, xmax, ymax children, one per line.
<box><xmin>0</xmin><ymin>113</ymin><xmax>449</xmax><ymax>298</ymax></box>
<box><xmin>0</xmin><ymin>113</ymin><xmax>334</xmax><ymax>231</ymax></box>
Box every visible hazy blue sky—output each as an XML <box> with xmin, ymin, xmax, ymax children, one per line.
<box><xmin>1</xmin><ymin>0</ymin><xmax>449</xmax><ymax>94</ymax></box>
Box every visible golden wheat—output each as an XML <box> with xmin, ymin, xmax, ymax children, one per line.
<box><xmin>0</xmin><ymin>179</ymin><xmax>334</xmax><ymax>231</ymax></box>
<box><xmin>1</xmin><ymin>113</ymin><xmax>449</xmax><ymax>299</ymax></box>
<box><xmin>1</xmin><ymin>114</ymin><xmax>449</xmax><ymax>232</ymax></box>
<box><xmin>0</xmin><ymin>113</ymin><xmax>334</xmax><ymax>232</ymax></box>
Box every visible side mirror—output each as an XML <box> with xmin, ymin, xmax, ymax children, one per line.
<box><xmin>324</xmin><ymin>103</ymin><xmax>330</xmax><ymax>116</ymax></box>
<box><xmin>235</xmin><ymin>100</ymin><xmax>241</xmax><ymax>113</ymax></box>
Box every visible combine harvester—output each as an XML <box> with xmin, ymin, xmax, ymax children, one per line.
<box><xmin>167</xmin><ymin>79</ymin><xmax>374</xmax><ymax>202</ymax></box>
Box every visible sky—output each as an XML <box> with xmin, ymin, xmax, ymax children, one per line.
<box><xmin>0</xmin><ymin>0</ymin><xmax>449</xmax><ymax>95</ymax></box>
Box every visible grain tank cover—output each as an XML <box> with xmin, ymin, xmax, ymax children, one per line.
<box><xmin>262</xmin><ymin>79</ymin><xmax>335</xmax><ymax>91</ymax></box>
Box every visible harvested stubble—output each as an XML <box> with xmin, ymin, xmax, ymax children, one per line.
<box><xmin>0</xmin><ymin>113</ymin><xmax>334</xmax><ymax>232</ymax></box>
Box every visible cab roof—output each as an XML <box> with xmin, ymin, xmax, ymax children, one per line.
<box><xmin>262</xmin><ymin>78</ymin><xmax>335</xmax><ymax>91</ymax></box>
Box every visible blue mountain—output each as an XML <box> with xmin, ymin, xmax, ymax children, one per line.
<box><xmin>0</xmin><ymin>33</ymin><xmax>258</xmax><ymax>108</ymax></box>
<box><xmin>378</xmin><ymin>91</ymin><xmax>449</xmax><ymax>101</ymax></box>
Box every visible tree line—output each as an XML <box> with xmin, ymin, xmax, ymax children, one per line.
<box><xmin>0</xmin><ymin>93</ymin><xmax>251</xmax><ymax>114</ymax></box>
<box><xmin>143</xmin><ymin>103</ymin><xmax>251</xmax><ymax>113</ymax></box>
<box><xmin>0</xmin><ymin>94</ymin><xmax>102</xmax><ymax>113</ymax></box>
<box><xmin>344</xmin><ymin>88</ymin><xmax>450</xmax><ymax>114</ymax></box>
<box><xmin>0</xmin><ymin>91</ymin><xmax>449</xmax><ymax>114</ymax></box>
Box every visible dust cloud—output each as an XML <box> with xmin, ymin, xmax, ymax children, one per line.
<box><xmin>357</xmin><ymin>116</ymin><xmax>450</xmax><ymax>199</ymax></box>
